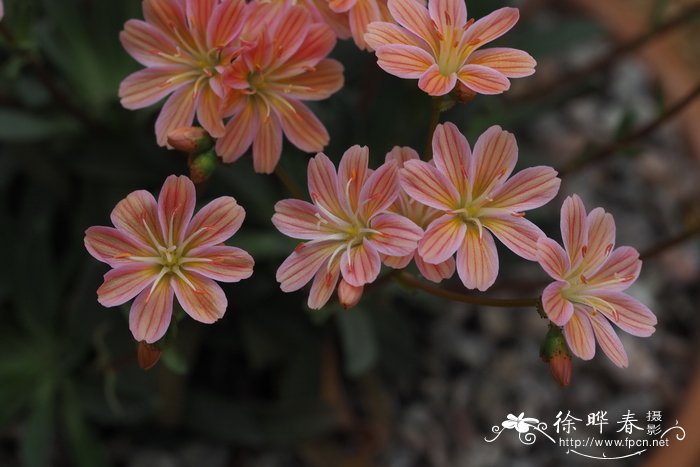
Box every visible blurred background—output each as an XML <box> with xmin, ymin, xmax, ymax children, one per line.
<box><xmin>0</xmin><ymin>0</ymin><xmax>699</xmax><ymax>466</ymax></box>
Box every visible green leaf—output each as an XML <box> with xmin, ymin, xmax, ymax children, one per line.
<box><xmin>337</xmin><ymin>308</ymin><xmax>377</xmax><ymax>377</ymax></box>
<box><xmin>20</xmin><ymin>383</ymin><xmax>55</xmax><ymax>467</ymax></box>
<box><xmin>161</xmin><ymin>346</ymin><xmax>189</xmax><ymax>375</ymax></box>
<box><xmin>61</xmin><ymin>384</ymin><xmax>106</xmax><ymax>467</ymax></box>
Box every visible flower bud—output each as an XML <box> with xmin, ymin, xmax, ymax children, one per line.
<box><xmin>451</xmin><ymin>82</ymin><xmax>477</xmax><ymax>104</ymax></box>
<box><xmin>137</xmin><ymin>341</ymin><xmax>161</xmax><ymax>370</ymax></box>
<box><xmin>189</xmin><ymin>149</ymin><xmax>217</xmax><ymax>184</ymax></box>
<box><xmin>338</xmin><ymin>279</ymin><xmax>363</xmax><ymax>309</ymax></box>
<box><xmin>167</xmin><ymin>126</ymin><xmax>213</xmax><ymax>154</ymax></box>
<box><xmin>540</xmin><ymin>325</ymin><xmax>572</xmax><ymax>387</ymax></box>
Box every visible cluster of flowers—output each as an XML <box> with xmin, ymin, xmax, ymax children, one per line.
<box><xmin>85</xmin><ymin>0</ymin><xmax>656</xmax><ymax>372</ymax></box>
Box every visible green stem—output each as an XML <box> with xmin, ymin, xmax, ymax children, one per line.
<box><xmin>396</xmin><ymin>271</ymin><xmax>539</xmax><ymax>308</ymax></box>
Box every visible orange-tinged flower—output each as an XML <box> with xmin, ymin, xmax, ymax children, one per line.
<box><xmin>272</xmin><ymin>146</ymin><xmax>423</xmax><ymax>309</ymax></box>
<box><xmin>401</xmin><ymin>123</ymin><xmax>560</xmax><ymax>291</ymax></box>
<box><xmin>326</xmin><ymin>0</ymin><xmax>391</xmax><ymax>50</ymax></box>
<box><xmin>216</xmin><ymin>2</ymin><xmax>344</xmax><ymax>173</ymax></box>
<box><xmin>85</xmin><ymin>175</ymin><xmax>254</xmax><ymax>343</ymax></box>
<box><xmin>261</xmin><ymin>0</ymin><xmax>352</xmax><ymax>40</ymax></box>
<box><xmin>119</xmin><ymin>0</ymin><xmax>247</xmax><ymax>146</ymax></box>
<box><xmin>536</xmin><ymin>195</ymin><xmax>657</xmax><ymax>367</ymax></box>
<box><xmin>365</xmin><ymin>0</ymin><xmax>536</xmax><ymax>96</ymax></box>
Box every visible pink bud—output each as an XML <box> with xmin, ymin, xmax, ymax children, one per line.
<box><xmin>167</xmin><ymin>127</ymin><xmax>213</xmax><ymax>154</ymax></box>
<box><xmin>137</xmin><ymin>341</ymin><xmax>161</xmax><ymax>370</ymax></box>
<box><xmin>338</xmin><ymin>279</ymin><xmax>363</xmax><ymax>309</ymax></box>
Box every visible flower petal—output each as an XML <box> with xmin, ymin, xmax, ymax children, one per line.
<box><xmin>590</xmin><ymin>291</ymin><xmax>657</xmax><ymax>337</ymax></box>
<box><xmin>341</xmin><ymin>240</ymin><xmax>381</xmax><ymax>287</ymax></box>
<box><xmin>536</xmin><ymin>237</ymin><xmax>570</xmax><ymax>281</ymax></box>
<box><xmin>172</xmin><ymin>270</ymin><xmax>227</xmax><ymax>323</ymax></box>
<box><xmin>541</xmin><ymin>281</ymin><xmax>574</xmax><ymax>325</ymax></box>
<box><xmin>158</xmin><ymin>175</ymin><xmax>196</xmax><ymax>246</ymax></box>
<box><xmin>488</xmin><ymin>166</ymin><xmax>560</xmax><ymax>212</ymax></box>
<box><xmin>110</xmin><ymin>189</ymin><xmax>162</xmax><ymax>248</ymax></box>
<box><xmin>460</xmin><ymin>7</ymin><xmax>519</xmax><ymax>50</ymax></box>
<box><xmin>457</xmin><ymin>64</ymin><xmax>510</xmax><ymax>95</ymax></box>
<box><xmin>120</xmin><ymin>20</ymin><xmax>178</xmax><ymax>67</ymax></box>
<box><xmin>386</xmin><ymin>145</ymin><xmax>420</xmax><ymax>165</ymax></box>
<box><xmin>416</xmin><ymin>254</ymin><xmax>455</xmax><ymax>283</ymax></box>
<box><xmin>308</xmin><ymin>259</ymin><xmax>341</xmax><ymax>309</ymax></box>
<box><xmin>401</xmin><ymin>159</ymin><xmax>460</xmax><ymax>210</ymax></box>
<box><xmin>329</xmin><ymin>0</ymin><xmax>357</xmax><ymax>13</ymax></box>
<box><xmin>387</xmin><ymin>0</ymin><xmax>438</xmax><ymax>50</ymax></box>
<box><xmin>466</xmin><ymin>47</ymin><xmax>536</xmax><ymax>78</ymax></box>
<box><xmin>186</xmin><ymin>0</ymin><xmax>217</xmax><ymax>42</ymax></box>
<box><xmin>580</xmin><ymin>208</ymin><xmax>616</xmax><ymax>275</ymax></box>
<box><xmin>359</xmin><ymin>160</ymin><xmax>399</xmax><ymax>219</ymax></box>
<box><xmin>588</xmin><ymin>310</ymin><xmax>628</xmax><ymax>367</ymax></box>
<box><xmin>370</xmin><ymin>213</ymin><xmax>423</xmax><ymax>256</ymax></box>
<box><xmin>429</xmin><ymin>0</ymin><xmax>467</xmax><ymax>31</ymax></box>
<box><xmin>252</xmin><ymin>114</ymin><xmax>283</xmax><ymax>174</ymax></box>
<box><xmin>183</xmin><ymin>245</ymin><xmax>254</xmax><ymax>282</ymax></box>
<box><xmin>418</xmin><ymin>214</ymin><xmax>466</xmax><ymax>263</ymax></box>
<box><xmin>563</xmin><ymin>307</ymin><xmax>595</xmax><ymax>360</ymax></box>
<box><xmin>207</xmin><ymin>0</ymin><xmax>246</xmax><ymax>47</ymax></box>
<box><xmin>375</xmin><ymin>44</ymin><xmax>434</xmax><ymax>79</ymax></box>
<box><xmin>216</xmin><ymin>100</ymin><xmax>260</xmax><ymax>163</ymax></box>
<box><xmin>97</xmin><ymin>263</ymin><xmax>159</xmax><ymax>307</ymax></box>
<box><xmin>272</xmin><ymin>199</ymin><xmax>327</xmax><ymax>240</ymax></box>
<box><xmin>155</xmin><ymin>86</ymin><xmax>198</xmax><ymax>147</ymax></box>
<box><xmin>271</xmin><ymin>59</ymin><xmax>344</xmax><ymax>101</ymax></box>
<box><xmin>308</xmin><ymin>153</ymin><xmax>346</xmax><ymax>218</ymax></box>
<box><xmin>365</xmin><ymin>21</ymin><xmax>426</xmax><ymax>50</ymax></box>
<box><xmin>277</xmin><ymin>240</ymin><xmax>337</xmax><ymax>292</ymax></box>
<box><xmin>277</xmin><ymin>98</ymin><xmax>329</xmax><ymax>153</ymax></box>
<box><xmin>560</xmin><ymin>195</ymin><xmax>588</xmax><ymax>266</ymax></box>
<box><xmin>348</xmin><ymin>0</ymin><xmax>382</xmax><ymax>50</ymax></box>
<box><xmin>119</xmin><ymin>66</ymin><xmax>189</xmax><ymax>110</ymax></box>
<box><xmin>84</xmin><ymin>226</ymin><xmax>153</xmax><ymax>268</ymax></box>
<box><xmin>482</xmin><ymin>215</ymin><xmax>544</xmax><ymax>261</ymax></box>
<box><xmin>143</xmin><ymin>0</ymin><xmax>188</xmax><ymax>43</ymax></box>
<box><xmin>338</xmin><ymin>145</ymin><xmax>370</xmax><ymax>213</ymax></box>
<box><xmin>432</xmin><ymin>122</ymin><xmax>470</xmax><ymax>196</ymax></box>
<box><xmin>129</xmin><ymin>278</ymin><xmax>174</xmax><ymax>344</ymax></box>
<box><xmin>271</xmin><ymin>4</ymin><xmax>312</xmax><ymax>62</ymax></box>
<box><xmin>418</xmin><ymin>64</ymin><xmax>457</xmax><ymax>96</ymax></box>
<box><xmin>587</xmin><ymin>246</ymin><xmax>641</xmax><ymax>291</ymax></box>
<box><xmin>470</xmin><ymin>125</ymin><xmax>517</xmax><ymax>198</ymax></box>
<box><xmin>456</xmin><ymin>227</ymin><xmax>499</xmax><ymax>291</ymax></box>
<box><xmin>185</xmin><ymin>196</ymin><xmax>245</xmax><ymax>249</ymax></box>
<box><xmin>196</xmin><ymin>85</ymin><xmax>225</xmax><ymax>138</ymax></box>
<box><xmin>282</xmin><ymin>23</ymin><xmax>337</xmax><ymax>74</ymax></box>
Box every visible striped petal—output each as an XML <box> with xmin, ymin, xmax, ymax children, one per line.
<box><xmin>580</xmin><ymin>208</ymin><xmax>616</xmax><ymax>274</ymax></box>
<box><xmin>460</xmin><ymin>7</ymin><xmax>519</xmax><ymax>50</ymax></box>
<box><xmin>536</xmin><ymin>237</ymin><xmax>570</xmax><ymax>281</ymax></box>
<box><xmin>183</xmin><ymin>245</ymin><xmax>254</xmax><ymax>282</ymax></box>
<box><xmin>277</xmin><ymin>240</ymin><xmax>337</xmax><ymax>292</ymax></box>
<box><xmin>467</xmin><ymin>47</ymin><xmax>536</xmax><ymax>78</ymax></box>
<box><xmin>418</xmin><ymin>64</ymin><xmax>457</xmax><ymax>96</ymax></box>
<box><xmin>588</xmin><ymin>310</ymin><xmax>628</xmax><ymax>367</ymax></box>
<box><xmin>387</xmin><ymin>0</ymin><xmax>439</xmax><ymax>50</ymax></box>
<box><xmin>457</xmin><ymin>64</ymin><xmax>509</xmax><ymax>95</ymax></box>
<box><xmin>84</xmin><ymin>226</ymin><xmax>153</xmax><ymax>268</ymax></box>
<box><xmin>587</xmin><ymin>246</ymin><xmax>641</xmax><ymax>291</ymax></box>
<box><xmin>272</xmin><ymin>199</ymin><xmax>326</xmax><ymax>240</ymax></box>
<box><xmin>119</xmin><ymin>66</ymin><xmax>189</xmax><ymax>110</ymax></box>
<box><xmin>365</xmin><ymin>21</ymin><xmax>426</xmax><ymax>50</ymax></box>
<box><xmin>590</xmin><ymin>291</ymin><xmax>657</xmax><ymax>337</ymax></box>
<box><xmin>308</xmin><ymin>153</ymin><xmax>345</xmax><ymax>218</ymax></box>
<box><xmin>348</xmin><ymin>0</ymin><xmax>382</xmax><ymax>50</ymax></box>
<box><xmin>429</xmin><ymin>0</ymin><xmax>467</xmax><ymax>31</ymax></box>
<box><xmin>360</xmin><ymin>160</ymin><xmax>399</xmax><ymax>219</ymax></box>
<box><xmin>341</xmin><ymin>240</ymin><xmax>381</xmax><ymax>287</ymax></box>
<box><xmin>272</xmin><ymin>59</ymin><xmax>344</xmax><ymax>101</ymax></box>
<box><xmin>277</xmin><ymin>98</ymin><xmax>329</xmax><ymax>153</ymax></box>
<box><xmin>541</xmin><ymin>281</ymin><xmax>574</xmax><ymax>326</ymax></box>
<box><xmin>186</xmin><ymin>0</ymin><xmax>216</xmax><ymax>42</ymax></box>
<box><xmin>172</xmin><ymin>271</ymin><xmax>227</xmax><ymax>323</ymax></box>
<box><xmin>308</xmin><ymin>259</ymin><xmax>341</xmax><ymax>309</ymax></box>
<box><xmin>376</xmin><ymin>44</ymin><xmax>434</xmax><ymax>79</ymax></box>
<box><xmin>418</xmin><ymin>214</ymin><xmax>466</xmax><ymax>263</ymax></box>
<box><xmin>456</xmin><ymin>227</ymin><xmax>498</xmax><ymax>291</ymax></box>
<box><xmin>401</xmin><ymin>160</ymin><xmax>460</xmax><ymax>210</ymax></box>
<box><xmin>185</xmin><ymin>196</ymin><xmax>245</xmax><ymax>250</ymax></box>
<box><xmin>120</xmin><ymin>20</ymin><xmax>178</xmax><ymax>67</ymax></box>
<box><xmin>110</xmin><ymin>190</ymin><xmax>163</xmax><ymax>248</ymax></box>
<box><xmin>129</xmin><ymin>278</ymin><xmax>174</xmax><ymax>344</ymax></box>
<box><xmin>196</xmin><ymin>86</ymin><xmax>225</xmax><ymax>138</ymax></box>
<box><xmin>370</xmin><ymin>213</ymin><xmax>423</xmax><ymax>256</ymax></box>
<box><xmin>97</xmin><ymin>263</ymin><xmax>159</xmax><ymax>307</ymax></box>
<box><xmin>155</xmin><ymin>86</ymin><xmax>198</xmax><ymax>147</ymax></box>
<box><xmin>338</xmin><ymin>145</ymin><xmax>370</xmax><ymax>213</ymax></box>
<box><xmin>252</xmin><ymin>114</ymin><xmax>283</xmax><ymax>174</ymax></box>
<box><xmin>216</xmin><ymin>100</ymin><xmax>260</xmax><ymax>163</ymax></box>
<box><xmin>158</xmin><ymin>175</ymin><xmax>196</xmax><ymax>246</ymax></box>
<box><xmin>207</xmin><ymin>0</ymin><xmax>246</xmax><ymax>47</ymax></box>
<box><xmin>563</xmin><ymin>307</ymin><xmax>595</xmax><ymax>360</ymax></box>
<box><xmin>470</xmin><ymin>125</ymin><xmax>517</xmax><ymax>198</ymax></box>
<box><xmin>432</xmin><ymin>122</ymin><xmax>470</xmax><ymax>196</ymax></box>
<box><xmin>482</xmin><ymin>215</ymin><xmax>544</xmax><ymax>261</ymax></box>
<box><xmin>488</xmin><ymin>166</ymin><xmax>560</xmax><ymax>212</ymax></box>
<box><xmin>560</xmin><ymin>195</ymin><xmax>588</xmax><ymax>266</ymax></box>
<box><xmin>416</xmin><ymin>254</ymin><xmax>455</xmax><ymax>283</ymax></box>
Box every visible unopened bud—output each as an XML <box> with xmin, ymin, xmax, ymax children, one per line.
<box><xmin>189</xmin><ymin>149</ymin><xmax>217</xmax><ymax>184</ymax></box>
<box><xmin>540</xmin><ymin>325</ymin><xmax>572</xmax><ymax>387</ymax></box>
<box><xmin>137</xmin><ymin>341</ymin><xmax>161</xmax><ymax>370</ymax></box>
<box><xmin>338</xmin><ymin>279</ymin><xmax>363</xmax><ymax>309</ymax></box>
<box><xmin>167</xmin><ymin>126</ymin><xmax>213</xmax><ymax>154</ymax></box>
<box><xmin>451</xmin><ymin>82</ymin><xmax>477</xmax><ymax>104</ymax></box>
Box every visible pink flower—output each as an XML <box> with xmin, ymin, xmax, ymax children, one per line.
<box><xmin>272</xmin><ymin>146</ymin><xmax>423</xmax><ymax>309</ymax></box>
<box><xmin>365</xmin><ymin>0</ymin><xmax>536</xmax><ymax>96</ymax></box>
<box><xmin>216</xmin><ymin>2</ymin><xmax>344</xmax><ymax>173</ymax></box>
<box><xmin>119</xmin><ymin>0</ymin><xmax>247</xmax><ymax>146</ymax></box>
<box><xmin>263</xmin><ymin>0</ymin><xmax>352</xmax><ymax>40</ymax></box>
<box><xmin>326</xmin><ymin>0</ymin><xmax>392</xmax><ymax>50</ymax></box>
<box><xmin>401</xmin><ymin>123</ymin><xmax>560</xmax><ymax>291</ymax></box>
<box><xmin>84</xmin><ymin>175</ymin><xmax>254</xmax><ymax>343</ymax></box>
<box><xmin>383</xmin><ymin>146</ymin><xmax>455</xmax><ymax>282</ymax></box>
<box><xmin>536</xmin><ymin>195</ymin><xmax>657</xmax><ymax>367</ymax></box>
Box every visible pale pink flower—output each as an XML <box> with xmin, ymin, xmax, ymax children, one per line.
<box><xmin>326</xmin><ymin>0</ymin><xmax>391</xmax><ymax>50</ymax></box>
<box><xmin>217</xmin><ymin>2</ymin><xmax>344</xmax><ymax>173</ymax></box>
<box><xmin>84</xmin><ymin>175</ymin><xmax>254</xmax><ymax>343</ymax></box>
<box><xmin>401</xmin><ymin>123</ymin><xmax>560</xmax><ymax>291</ymax></box>
<box><xmin>260</xmin><ymin>0</ymin><xmax>352</xmax><ymax>40</ymax></box>
<box><xmin>536</xmin><ymin>195</ymin><xmax>657</xmax><ymax>367</ymax></box>
<box><xmin>119</xmin><ymin>0</ymin><xmax>247</xmax><ymax>146</ymax></box>
<box><xmin>365</xmin><ymin>0</ymin><xmax>536</xmax><ymax>96</ymax></box>
<box><xmin>383</xmin><ymin>146</ymin><xmax>455</xmax><ymax>282</ymax></box>
<box><xmin>272</xmin><ymin>146</ymin><xmax>423</xmax><ymax>309</ymax></box>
